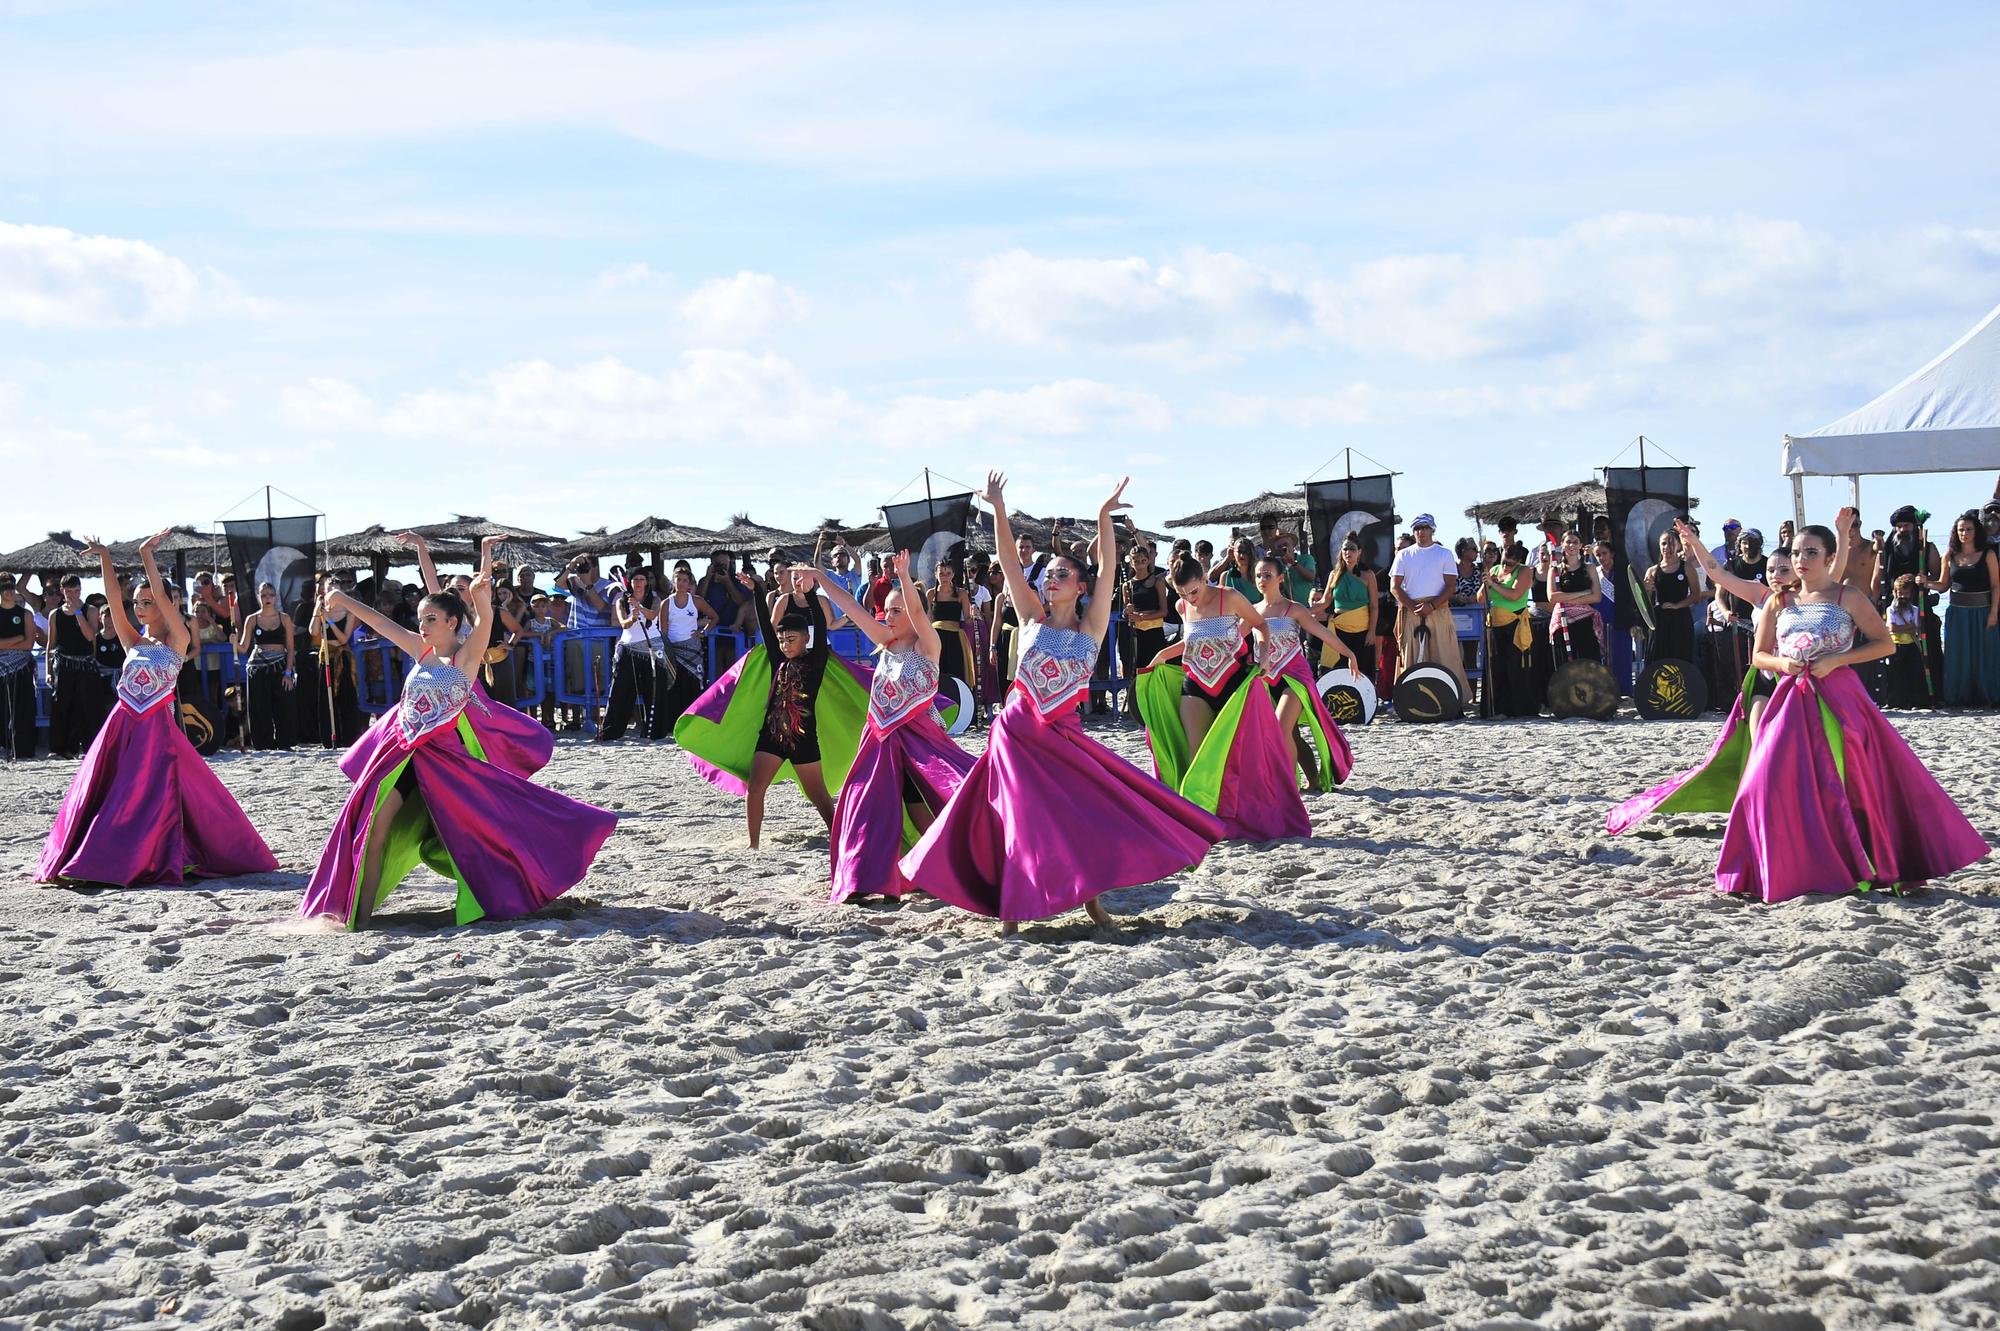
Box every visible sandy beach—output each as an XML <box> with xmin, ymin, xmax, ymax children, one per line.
<box><xmin>3</xmin><ymin>710</ymin><xmax>1998</xmax><ymax>1330</ymax></box>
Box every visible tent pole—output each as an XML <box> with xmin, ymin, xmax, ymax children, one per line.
<box><xmin>1850</xmin><ymin>474</ymin><xmax>1861</xmax><ymax>511</ymax></box>
<box><xmin>1791</xmin><ymin>476</ymin><xmax>1806</xmax><ymax>529</ymax></box>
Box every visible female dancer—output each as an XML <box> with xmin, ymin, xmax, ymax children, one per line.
<box><xmin>342</xmin><ymin>532</ymin><xmax>555</xmax><ymax>782</ymax></box>
<box><xmin>1482</xmin><ymin>543</ymin><xmax>1539</xmax><ymax>717</ymax></box>
<box><xmin>300</xmin><ymin>573</ymin><xmax>616</xmax><ymax>929</ymax></box>
<box><xmin>39</xmin><ymin>533</ymin><xmax>278</xmax><ymax>886</ymax></box>
<box><xmin>234</xmin><ymin>581</ymin><xmax>296</xmax><ymax>750</ymax></box>
<box><xmin>1546</xmin><ymin>532</ymin><xmax>1603</xmax><ymax>665</ymax></box>
<box><xmin>309</xmin><ymin>576</ymin><xmax>364</xmax><ymax>747</ymax></box>
<box><xmin>1643</xmin><ymin>528</ymin><xmax>1700</xmax><ymax>665</ymax></box>
<box><xmin>1135</xmin><ymin>551</ymin><xmax>1305</xmax><ymax>840</ymax></box>
<box><xmin>903</xmin><ymin>475</ymin><xmax>1222</xmax><ymax>932</ymax></box>
<box><xmin>46</xmin><ymin>575</ymin><xmax>108</xmax><ymax>757</ymax></box>
<box><xmin>1716</xmin><ymin>525</ymin><xmax>1985</xmax><ymax>898</ymax></box>
<box><xmin>1119</xmin><ymin>541</ymin><xmax>1171</xmax><ymax>685</ymax></box>
<box><xmin>1252</xmin><ymin>556</ymin><xmax>1355</xmax><ymax>791</ymax></box>
<box><xmin>597</xmin><ymin>569</ymin><xmax>669</xmax><ymax>743</ymax></box>
<box><xmin>1927</xmin><ymin>511</ymin><xmax>2000</xmax><ymax>706</ymax></box>
<box><xmin>0</xmin><ymin>572</ymin><xmax>38</xmax><ymax>760</ymax></box>
<box><xmin>816</xmin><ymin>551</ymin><xmax>977</xmax><ymax>903</ymax></box>
<box><xmin>930</xmin><ymin>557</ymin><xmax>974</xmax><ymax>704</ymax></box>
<box><xmin>1610</xmin><ymin>523</ymin><xmax>1987</xmax><ymax>899</ymax></box>
<box><xmin>1313</xmin><ymin>538</ymin><xmax>1378</xmax><ymax>677</ymax></box>
<box><xmin>676</xmin><ymin>570</ymin><xmax>872</xmax><ymax>848</ymax></box>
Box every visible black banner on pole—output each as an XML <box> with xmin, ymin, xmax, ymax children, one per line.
<box><xmin>1604</xmin><ymin>466</ymin><xmax>1691</xmax><ymax>630</ymax></box>
<box><xmin>882</xmin><ymin>492</ymin><xmax>974</xmax><ymax>587</ymax></box>
<box><xmin>1305</xmin><ymin>475</ymin><xmax>1398</xmax><ymax>579</ymax></box>
<box><xmin>222</xmin><ymin>515</ymin><xmax>319</xmax><ymax>619</ymax></box>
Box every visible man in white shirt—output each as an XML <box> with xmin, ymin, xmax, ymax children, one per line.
<box><xmin>1389</xmin><ymin>514</ymin><xmax>1469</xmax><ymax>695</ymax></box>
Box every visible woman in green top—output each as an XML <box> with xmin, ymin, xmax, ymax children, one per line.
<box><xmin>1482</xmin><ymin>542</ymin><xmax>1540</xmax><ymax>717</ymax></box>
<box><xmin>1312</xmin><ymin>538</ymin><xmax>1378</xmax><ymax>677</ymax></box>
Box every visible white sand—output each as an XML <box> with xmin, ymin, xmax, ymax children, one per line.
<box><xmin>3</xmin><ymin>710</ymin><xmax>1999</xmax><ymax>1330</ymax></box>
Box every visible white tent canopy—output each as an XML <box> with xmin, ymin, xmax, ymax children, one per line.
<box><xmin>1783</xmin><ymin>300</ymin><xmax>2000</xmax><ymax>479</ymax></box>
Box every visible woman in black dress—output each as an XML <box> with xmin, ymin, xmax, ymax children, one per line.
<box><xmin>1644</xmin><ymin>527</ymin><xmax>1700</xmax><ymax>665</ymax></box>
<box><xmin>1546</xmin><ymin>532</ymin><xmax>1604</xmax><ymax>665</ymax></box>
<box><xmin>930</xmin><ymin>558</ymin><xmax>974</xmax><ymax>701</ymax></box>
<box><xmin>1120</xmin><ymin>542</ymin><xmax>1170</xmax><ymax>682</ymax></box>
<box><xmin>233</xmin><ymin>581</ymin><xmax>296</xmax><ymax>749</ymax></box>
<box><xmin>46</xmin><ymin>575</ymin><xmax>109</xmax><ymax>756</ymax></box>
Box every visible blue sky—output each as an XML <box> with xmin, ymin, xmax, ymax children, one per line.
<box><xmin>3</xmin><ymin>1</ymin><xmax>1998</xmax><ymax>558</ymax></box>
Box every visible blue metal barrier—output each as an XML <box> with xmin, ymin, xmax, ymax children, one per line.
<box><xmin>512</xmin><ymin>638</ymin><xmax>547</xmax><ymax>709</ymax></box>
<box><xmin>353</xmin><ymin>636</ymin><xmax>413</xmax><ymax>716</ymax></box>
<box><xmin>705</xmin><ymin>629</ymin><xmax>748</xmax><ymax>683</ymax></box>
<box><xmin>552</xmin><ymin>628</ymin><xmax>620</xmax><ymax>732</ymax></box>
<box><xmin>1453</xmin><ymin>606</ymin><xmax>1486</xmax><ymax>694</ymax></box>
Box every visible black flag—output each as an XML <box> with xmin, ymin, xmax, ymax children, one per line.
<box><xmin>1604</xmin><ymin>466</ymin><xmax>1691</xmax><ymax>630</ymax></box>
<box><xmin>222</xmin><ymin>515</ymin><xmax>319</xmax><ymax>619</ymax></box>
<box><xmin>882</xmin><ymin>492</ymin><xmax>974</xmax><ymax>587</ymax></box>
<box><xmin>1305</xmin><ymin>475</ymin><xmax>1398</xmax><ymax>579</ymax></box>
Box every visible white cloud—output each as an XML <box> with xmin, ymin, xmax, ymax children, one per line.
<box><xmin>676</xmin><ymin>272</ymin><xmax>808</xmax><ymax>344</ymax></box>
<box><xmin>280</xmin><ymin>377</ymin><xmax>375</xmax><ymax>430</ymax></box>
<box><xmin>594</xmin><ymin>261</ymin><xmax>671</xmax><ymax>294</ymax></box>
<box><xmin>0</xmin><ymin>221</ymin><xmax>256</xmax><ymax>328</ymax></box>
<box><xmin>1209</xmin><ymin>378</ymin><xmax>1627</xmax><ymax>429</ymax></box>
<box><xmin>970</xmin><ymin>248</ymin><xmax>1312</xmax><ymax>360</ymax></box>
<box><xmin>878</xmin><ymin>379</ymin><xmax>1170</xmax><ymax>446</ymax></box>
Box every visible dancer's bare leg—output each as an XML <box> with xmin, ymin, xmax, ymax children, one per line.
<box><xmin>354</xmin><ymin>787</ymin><xmax>402</xmax><ymax>930</ymax></box>
<box><xmin>1085</xmin><ymin>898</ymin><xmax>1115</xmax><ymax>927</ymax></box>
<box><xmin>746</xmin><ymin>751</ymin><xmax>782</xmax><ymax>849</ymax></box>
<box><xmin>1179</xmin><ymin>695</ymin><xmax>1216</xmax><ymax>757</ymax></box>
<box><xmin>793</xmin><ymin>762</ymin><xmax>835</xmax><ymax>831</ymax></box>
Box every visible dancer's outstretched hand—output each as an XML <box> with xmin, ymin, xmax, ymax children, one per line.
<box><xmin>891</xmin><ymin>550</ymin><xmax>912</xmax><ymax>583</ymax></box>
<box><xmin>977</xmin><ymin>471</ymin><xmax>1007</xmax><ymax>507</ymax></box>
<box><xmin>793</xmin><ymin>569</ymin><xmax>819</xmax><ymax>594</ymax></box>
<box><xmin>396</xmin><ymin>531</ymin><xmax>427</xmax><ymax>549</ymax></box>
<box><xmin>79</xmin><ymin>536</ymin><xmax>109</xmax><ymax>559</ymax></box>
<box><xmin>468</xmin><ymin>571</ymin><xmax>494</xmax><ymax>607</ymax></box>
<box><xmin>1100</xmin><ymin>476</ymin><xmax>1131</xmax><ymax>517</ymax></box>
<box><xmin>141</xmin><ymin>528</ymin><xmax>171</xmax><ymax>556</ymax></box>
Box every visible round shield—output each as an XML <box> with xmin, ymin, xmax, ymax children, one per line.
<box><xmin>1636</xmin><ymin>657</ymin><xmax>1708</xmax><ymax>720</ymax></box>
<box><xmin>1392</xmin><ymin>664</ymin><xmax>1463</xmax><ymax>723</ymax></box>
<box><xmin>1547</xmin><ymin>660</ymin><xmax>1619</xmax><ymax>720</ymax></box>
<box><xmin>933</xmin><ymin>676</ymin><xmax>975</xmax><ymax>736</ymax></box>
<box><xmin>180</xmin><ymin>695</ymin><xmax>223</xmax><ymax>755</ymax></box>
<box><xmin>1623</xmin><ymin>499</ymin><xmax>1679</xmax><ymax>577</ymax></box>
<box><xmin>1316</xmin><ymin>667</ymin><xmax>1377</xmax><ymax>726</ymax></box>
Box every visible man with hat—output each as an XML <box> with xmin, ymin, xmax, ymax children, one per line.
<box><xmin>1877</xmin><ymin>503</ymin><xmax>1943</xmax><ymax>698</ymax></box>
<box><xmin>1389</xmin><ymin>514</ymin><xmax>1470</xmax><ymax>698</ymax></box>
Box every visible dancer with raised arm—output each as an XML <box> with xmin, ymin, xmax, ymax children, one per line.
<box><xmin>902</xmin><ymin>475</ymin><xmax>1223</xmax><ymax>934</ymax></box>
<box><xmin>1252</xmin><ymin>555</ymin><xmax>1356</xmax><ymax>791</ymax></box>
<box><xmin>676</xmin><ymin>569</ymin><xmax>872</xmax><ymax>848</ymax></box>
<box><xmin>1134</xmin><ymin>550</ymin><xmax>1307</xmax><ymax>840</ymax></box>
<box><xmin>300</xmin><ymin>572</ymin><xmax>616</xmax><ymax>930</ymax></box>
<box><xmin>1607</xmin><ymin>521</ymin><xmax>1794</xmax><ymax>834</ymax></box>
<box><xmin>341</xmin><ymin>532</ymin><xmax>554</xmax><ymax>784</ymax></box>
<box><xmin>1611</xmin><ymin>522</ymin><xmax>1986</xmax><ymax>899</ymax></box>
<box><xmin>817</xmin><ymin>551</ymin><xmax>976</xmax><ymax>903</ymax></box>
<box><xmin>39</xmin><ymin>532</ymin><xmax>278</xmax><ymax>886</ymax></box>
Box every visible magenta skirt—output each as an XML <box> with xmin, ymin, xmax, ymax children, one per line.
<box><xmin>899</xmin><ymin>690</ymin><xmax>1223</xmax><ymax>921</ymax></box>
<box><xmin>829</xmin><ymin>710</ymin><xmax>976</xmax><ymax>903</ymax></box>
<box><xmin>38</xmin><ymin>701</ymin><xmax>278</xmax><ymax>887</ymax></box>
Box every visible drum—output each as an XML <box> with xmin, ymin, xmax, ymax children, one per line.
<box><xmin>934</xmin><ymin>676</ymin><xmax>976</xmax><ymax>736</ymax></box>
<box><xmin>179</xmin><ymin>695</ymin><xmax>224</xmax><ymax>755</ymax></box>
<box><xmin>1547</xmin><ymin>661</ymin><xmax>1619</xmax><ymax>720</ymax></box>
<box><xmin>1316</xmin><ymin>667</ymin><xmax>1378</xmax><ymax>726</ymax></box>
<box><xmin>1393</xmin><ymin>664</ymin><xmax>1463</xmax><ymax>722</ymax></box>
<box><xmin>1636</xmin><ymin>657</ymin><xmax>1707</xmax><ymax>720</ymax></box>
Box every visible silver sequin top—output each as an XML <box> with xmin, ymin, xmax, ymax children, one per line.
<box><xmin>397</xmin><ymin>660</ymin><xmax>475</xmax><ymax>745</ymax></box>
<box><xmin>870</xmin><ymin>643</ymin><xmax>941</xmax><ymax>732</ymax></box>
<box><xmin>1776</xmin><ymin>601</ymin><xmax>1857</xmax><ymax>662</ymax></box>
<box><xmin>116</xmin><ymin>640</ymin><xmax>185</xmax><ymax>714</ymax></box>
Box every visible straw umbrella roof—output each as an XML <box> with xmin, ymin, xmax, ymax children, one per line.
<box><xmin>584</xmin><ymin>516</ymin><xmax>724</xmax><ymax>557</ymax></box>
<box><xmin>1462</xmin><ymin>480</ymin><xmax>1700</xmax><ymax>527</ymax></box>
<box><xmin>0</xmin><ymin>531</ymin><xmax>93</xmax><ymax>574</ymax></box>
<box><xmin>107</xmin><ymin>525</ymin><xmax>216</xmax><ymax>568</ymax></box>
<box><xmin>1166</xmin><ymin>489</ymin><xmax>1308</xmax><ymax>529</ymax></box>
<box><xmin>405</xmin><ymin>514</ymin><xmax>564</xmax><ymax>544</ymax></box>
<box><xmin>557</xmin><ymin>528</ymin><xmax>609</xmax><ymax>559</ymax></box>
<box><xmin>703</xmin><ymin>514</ymin><xmax>813</xmax><ymax>556</ymax></box>
<box><xmin>427</xmin><ymin>539</ymin><xmax>566</xmax><ymax>573</ymax></box>
<box><xmin>326</xmin><ymin>524</ymin><xmax>416</xmax><ymax>558</ymax></box>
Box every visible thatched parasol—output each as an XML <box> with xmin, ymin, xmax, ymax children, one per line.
<box><xmin>575</xmin><ymin>516</ymin><xmax>725</xmax><ymax>572</ymax></box>
<box><xmin>326</xmin><ymin>524</ymin><xmax>422</xmax><ymax>588</ymax></box>
<box><xmin>1463</xmin><ymin>480</ymin><xmax>1698</xmax><ymax>530</ymax></box>
<box><xmin>0</xmin><ymin>531</ymin><xmax>94</xmax><ymax>576</ymax></box>
<box><xmin>406</xmin><ymin>514</ymin><xmax>564</xmax><ymax>545</ymax></box>
<box><xmin>557</xmin><ymin>528</ymin><xmax>609</xmax><ymax>560</ymax></box>
<box><xmin>427</xmin><ymin>539</ymin><xmax>566</xmax><ymax>573</ymax></box>
<box><xmin>1166</xmin><ymin>490</ymin><xmax>1308</xmax><ymax>530</ymax></box>
<box><xmin>108</xmin><ymin>526</ymin><xmax>219</xmax><ymax>578</ymax></box>
<box><xmin>702</xmin><ymin>514</ymin><xmax>813</xmax><ymax>559</ymax></box>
